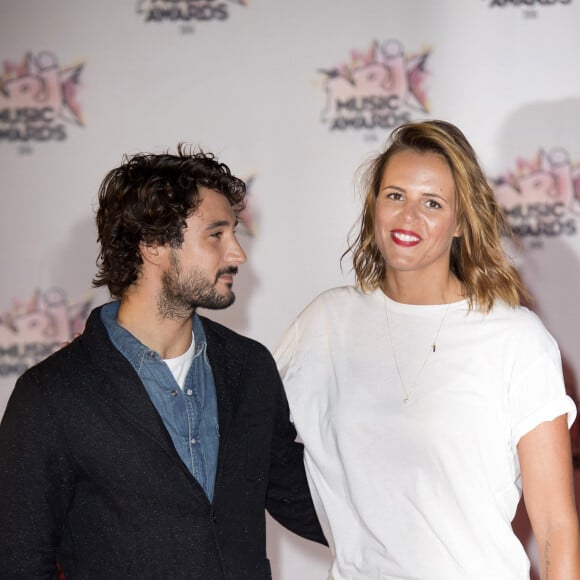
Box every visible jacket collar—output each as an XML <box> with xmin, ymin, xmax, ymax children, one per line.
<box><xmin>84</xmin><ymin>305</ymin><xmax>242</xmax><ymax>488</ymax></box>
<box><xmin>201</xmin><ymin>316</ymin><xmax>243</xmax><ymax>465</ymax></box>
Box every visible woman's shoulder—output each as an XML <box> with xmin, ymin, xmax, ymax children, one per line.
<box><xmin>309</xmin><ymin>284</ymin><xmax>379</xmax><ymax>305</ymax></box>
<box><xmin>299</xmin><ymin>285</ymin><xmax>381</xmax><ymax>317</ymax></box>
<box><xmin>487</xmin><ymin>300</ymin><xmax>558</xmax><ymax>348</ymax></box>
<box><xmin>489</xmin><ymin>300</ymin><xmax>542</xmax><ymax>324</ymax></box>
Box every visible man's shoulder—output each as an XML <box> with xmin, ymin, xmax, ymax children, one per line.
<box><xmin>10</xmin><ymin>339</ymin><xmax>91</xmax><ymax>412</ymax></box>
<box><xmin>199</xmin><ymin>316</ymin><xmax>272</xmax><ymax>358</ymax></box>
<box><xmin>17</xmin><ymin>304</ymin><xmax>113</xmax><ymax>387</ymax></box>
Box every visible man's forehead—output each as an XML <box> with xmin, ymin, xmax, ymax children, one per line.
<box><xmin>191</xmin><ymin>188</ymin><xmax>235</xmax><ymax>224</ymax></box>
<box><xmin>197</xmin><ymin>186</ymin><xmax>228</xmax><ymax>203</ymax></box>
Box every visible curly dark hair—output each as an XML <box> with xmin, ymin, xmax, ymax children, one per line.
<box><xmin>92</xmin><ymin>144</ymin><xmax>246</xmax><ymax>299</ymax></box>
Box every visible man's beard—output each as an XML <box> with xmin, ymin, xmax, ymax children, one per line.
<box><xmin>158</xmin><ymin>253</ymin><xmax>237</xmax><ymax>319</ymax></box>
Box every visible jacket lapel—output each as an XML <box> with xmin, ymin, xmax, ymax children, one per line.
<box><xmin>84</xmin><ymin>307</ymin><xmax>242</xmax><ymax>502</ymax></box>
<box><xmin>85</xmin><ymin>308</ymin><xmax>191</xmax><ymax>468</ymax></box>
<box><xmin>202</xmin><ymin>318</ymin><xmax>243</xmax><ymax>470</ymax></box>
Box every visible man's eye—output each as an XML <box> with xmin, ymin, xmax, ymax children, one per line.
<box><xmin>211</xmin><ymin>231</ymin><xmax>223</xmax><ymax>239</ymax></box>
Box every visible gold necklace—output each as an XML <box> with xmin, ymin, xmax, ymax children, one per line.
<box><xmin>384</xmin><ymin>297</ymin><xmax>450</xmax><ymax>404</ymax></box>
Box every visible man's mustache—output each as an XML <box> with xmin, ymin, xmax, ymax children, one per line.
<box><xmin>215</xmin><ymin>267</ymin><xmax>238</xmax><ymax>282</ymax></box>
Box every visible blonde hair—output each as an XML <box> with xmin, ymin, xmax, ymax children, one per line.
<box><xmin>346</xmin><ymin>120</ymin><xmax>527</xmax><ymax>311</ymax></box>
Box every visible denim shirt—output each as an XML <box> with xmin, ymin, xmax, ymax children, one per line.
<box><xmin>101</xmin><ymin>302</ymin><xmax>219</xmax><ymax>501</ymax></box>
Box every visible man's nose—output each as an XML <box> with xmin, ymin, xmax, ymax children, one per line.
<box><xmin>228</xmin><ymin>236</ymin><xmax>247</xmax><ymax>265</ymax></box>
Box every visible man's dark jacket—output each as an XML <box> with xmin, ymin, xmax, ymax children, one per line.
<box><xmin>0</xmin><ymin>306</ymin><xmax>326</xmax><ymax>579</ymax></box>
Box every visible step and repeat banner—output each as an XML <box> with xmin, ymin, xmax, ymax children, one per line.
<box><xmin>1</xmin><ymin>1</ymin><xmax>579</xmax><ymax>577</ymax></box>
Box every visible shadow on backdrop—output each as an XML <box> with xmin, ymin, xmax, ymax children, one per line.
<box><xmin>495</xmin><ymin>99</ymin><xmax>580</xmax><ymax>580</ymax></box>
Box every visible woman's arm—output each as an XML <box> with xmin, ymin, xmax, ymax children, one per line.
<box><xmin>518</xmin><ymin>414</ymin><xmax>580</xmax><ymax>580</ymax></box>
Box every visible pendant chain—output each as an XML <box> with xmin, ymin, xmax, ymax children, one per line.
<box><xmin>384</xmin><ymin>298</ymin><xmax>450</xmax><ymax>404</ymax></box>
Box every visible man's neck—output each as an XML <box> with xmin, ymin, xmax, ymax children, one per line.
<box><xmin>116</xmin><ymin>295</ymin><xmax>195</xmax><ymax>359</ymax></box>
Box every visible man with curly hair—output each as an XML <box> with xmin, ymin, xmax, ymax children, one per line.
<box><xmin>0</xmin><ymin>145</ymin><xmax>325</xmax><ymax>579</ymax></box>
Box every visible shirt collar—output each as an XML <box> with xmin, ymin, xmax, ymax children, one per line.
<box><xmin>100</xmin><ymin>301</ymin><xmax>207</xmax><ymax>373</ymax></box>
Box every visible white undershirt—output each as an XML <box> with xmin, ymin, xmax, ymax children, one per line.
<box><xmin>164</xmin><ymin>333</ymin><xmax>195</xmax><ymax>390</ymax></box>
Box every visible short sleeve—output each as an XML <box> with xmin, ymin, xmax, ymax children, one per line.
<box><xmin>273</xmin><ymin>321</ymin><xmax>297</xmax><ymax>384</ymax></box>
<box><xmin>509</xmin><ymin>325</ymin><xmax>577</xmax><ymax>446</ymax></box>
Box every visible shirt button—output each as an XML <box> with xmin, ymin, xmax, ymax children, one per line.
<box><xmin>147</xmin><ymin>351</ymin><xmax>155</xmax><ymax>359</ymax></box>
<box><xmin>186</xmin><ymin>389</ymin><xmax>193</xmax><ymax>396</ymax></box>
<box><xmin>190</xmin><ymin>438</ymin><xmax>197</xmax><ymax>445</ymax></box>
<box><xmin>170</xmin><ymin>389</ymin><xmax>178</xmax><ymax>397</ymax></box>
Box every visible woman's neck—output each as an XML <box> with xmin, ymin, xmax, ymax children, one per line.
<box><xmin>382</xmin><ymin>270</ymin><xmax>464</xmax><ymax>305</ymax></box>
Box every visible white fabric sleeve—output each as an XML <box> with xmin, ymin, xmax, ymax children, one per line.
<box><xmin>509</xmin><ymin>332</ymin><xmax>577</xmax><ymax>446</ymax></box>
<box><xmin>273</xmin><ymin>321</ymin><xmax>299</xmax><ymax>423</ymax></box>
<box><xmin>273</xmin><ymin>321</ymin><xmax>298</xmax><ymax>383</ymax></box>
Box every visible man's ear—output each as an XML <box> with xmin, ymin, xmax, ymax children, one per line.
<box><xmin>140</xmin><ymin>242</ymin><xmax>163</xmax><ymax>266</ymax></box>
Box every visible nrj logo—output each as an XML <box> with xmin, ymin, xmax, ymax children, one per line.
<box><xmin>0</xmin><ymin>52</ymin><xmax>84</xmax><ymax>143</ymax></box>
<box><xmin>137</xmin><ymin>0</ymin><xmax>247</xmax><ymax>23</ymax></box>
<box><xmin>320</xmin><ymin>39</ymin><xmax>430</xmax><ymax>132</ymax></box>
<box><xmin>0</xmin><ymin>288</ymin><xmax>91</xmax><ymax>377</ymax></box>
<box><xmin>492</xmin><ymin>148</ymin><xmax>580</xmax><ymax>244</ymax></box>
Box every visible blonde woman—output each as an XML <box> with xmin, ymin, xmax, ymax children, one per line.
<box><xmin>275</xmin><ymin>120</ymin><xmax>580</xmax><ymax>579</ymax></box>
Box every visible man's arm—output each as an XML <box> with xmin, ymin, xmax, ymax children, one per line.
<box><xmin>265</xmin><ymin>363</ymin><xmax>327</xmax><ymax>545</ymax></box>
<box><xmin>0</xmin><ymin>369</ymin><xmax>75</xmax><ymax>578</ymax></box>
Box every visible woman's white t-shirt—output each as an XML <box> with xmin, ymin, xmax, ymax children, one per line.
<box><xmin>274</xmin><ymin>286</ymin><xmax>576</xmax><ymax>580</ymax></box>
